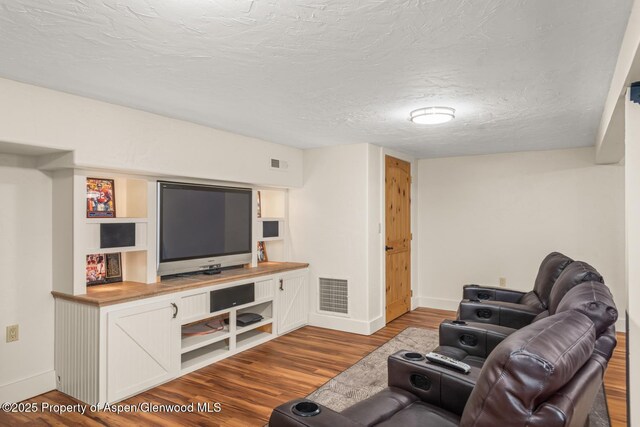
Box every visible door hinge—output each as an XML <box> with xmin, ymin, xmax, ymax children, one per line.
<box><xmin>411</xmin><ymin>290</ymin><xmax>413</xmax><ymax>297</ymax></box>
<box><xmin>410</xmin><ymin>233</ymin><xmax>413</xmax><ymax>240</ymax></box>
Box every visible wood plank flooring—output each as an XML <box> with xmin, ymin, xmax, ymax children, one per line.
<box><xmin>0</xmin><ymin>308</ymin><xmax>627</xmax><ymax>426</ymax></box>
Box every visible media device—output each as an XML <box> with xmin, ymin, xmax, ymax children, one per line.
<box><xmin>157</xmin><ymin>181</ymin><xmax>252</xmax><ymax>277</ymax></box>
<box><xmin>262</xmin><ymin>220</ymin><xmax>280</xmax><ymax>238</ymax></box>
<box><xmin>100</xmin><ymin>223</ymin><xmax>136</xmax><ymax>248</ymax></box>
<box><xmin>210</xmin><ymin>283</ymin><xmax>255</xmax><ymax>312</ymax></box>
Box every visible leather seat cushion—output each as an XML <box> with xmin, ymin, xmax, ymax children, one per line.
<box><xmin>375</xmin><ymin>401</ymin><xmax>460</xmax><ymax>427</ymax></box>
<box><xmin>519</xmin><ymin>291</ymin><xmax>544</xmax><ymax>310</ymax></box>
<box><xmin>340</xmin><ymin>387</ymin><xmax>417</xmax><ymax>427</ymax></box>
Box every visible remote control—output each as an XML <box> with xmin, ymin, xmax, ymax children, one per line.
<box><xmin>425</xmin><ymin>352</ymin><xmax>471</xmax><ymax>374</ymax></box>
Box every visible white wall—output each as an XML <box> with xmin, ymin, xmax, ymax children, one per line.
<box><xmin>417</xmin><ymin>147</ymin><xmax>626</xmax><ymax>329</ymax></box>
<box><xmin>289</xmin><ymin>143</ymin><xmax>383</xmax><ymax>334</ymax></box>
<box><xmin>625</xmin><ymin>90</ymin><xmax>639</xmax><ymax>425</ymax></box>
<box><xmin>0</xmin><ymin>78</ymin><xmax>303</xmax><ymax>188</ymax></box>
<box><xmin>0</xmin><ymin>154</ymin><xmax>54</xmax><ymax>402</ymax></box>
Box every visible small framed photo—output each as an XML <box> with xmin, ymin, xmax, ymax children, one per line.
<box><xmin>86</xmin><ymin>178</ymin><xmax>116</xmax><ymax>218</ymax></box>
<box><xmin>86</xmin><ymin>252</ymin><xmax>123</xmax><ymax>286</ymax></box>
<box><xmin>105</xmin><ymin>253</ymin><xmax>123</xmax><ymax>283</ymax></box>
<box><xmin>86</xmin><ymin>253</ymin><xmax>106</xmax><ymax>285</ymax></box>
<box><xmin>257</xmin><ymin>241</ymin><xmax>268</xmax><ymax>263</ymax></box>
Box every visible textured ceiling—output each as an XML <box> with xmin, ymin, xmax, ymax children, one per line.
<box><xmin>0</xmin><ymin>0</ymin><xmax>633</xmax><ymax>158</ymax></box>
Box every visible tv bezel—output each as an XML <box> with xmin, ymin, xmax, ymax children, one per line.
<box><xmin>156</xmin><ymin>181</ymin><xmax>252</xmax><ymax>277</ymax></box>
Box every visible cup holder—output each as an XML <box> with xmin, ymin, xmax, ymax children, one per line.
<box><xmin>452</xmin><ymin>320</ymin><xmax>467</xmax><ymax>325</ymax></box>
<box><xmin>402</xmin><ymin>352</ymin><xmax>425</xmax><ymax>361</ymax></box>
<box><xmin>292</xmin><ymin>401</ymin><xmax>321</xmax><ymax>417</ymax></box>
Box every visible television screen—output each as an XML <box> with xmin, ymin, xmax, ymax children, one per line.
<box><xmin>158</xmin><ymin>182</ymin><xmax>252</xmax><ymax>263</ymax></box>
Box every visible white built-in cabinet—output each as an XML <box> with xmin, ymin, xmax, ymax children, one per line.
<box><xmin>55</xmin><ymin>268</ymin><xmax>308</xmax><ymax>405</ymax></box>
<box><xmin>276</xmin><ymin>270</ymin><xmax>309</xmax><ymax>335</ymax></box>
<box><xmin>106</xmin><ymin>298</ymin><xmax>180</xmax><ymax>402</ymax></box>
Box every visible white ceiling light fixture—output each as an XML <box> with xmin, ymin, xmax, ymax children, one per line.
<box><xmin>409</xmin><ymin>107</ymin><xmax>456</xmax><ymax>125</ymax></box>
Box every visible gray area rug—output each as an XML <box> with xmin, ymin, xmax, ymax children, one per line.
<box><xmin>306</xmin><ymin>327</ymin><xmax>611</xmax><ymax>426</ymax></box>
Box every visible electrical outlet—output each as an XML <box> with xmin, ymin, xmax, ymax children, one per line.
<box><xmin>6</xmin><ymin>324</ymin><xmax>19</xmax><ymax>342</ymax></box>
<box><xmin>499</xmin><ymin>277</ymin><xmax>507</xmax><ymax>288</ymax></box>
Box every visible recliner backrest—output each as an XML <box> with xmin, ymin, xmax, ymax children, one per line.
<box><xmin>531</xmin><ymin>252</ymin><xmax>573</xmax><ymax>309</ymax></box>
<box><xmin>548</xmin><ymin>261</ymin><xmax>603</xmax><ymax>315</ymax></box>
<box><xmin>460</xmin><ymin>311</ymin><xmax>597</xmax><ymax>427</ymax></box>
<box><xmin>555</xmin><ymin>281</ymin><xmax>617</xmax><ymax>336</ymax></box>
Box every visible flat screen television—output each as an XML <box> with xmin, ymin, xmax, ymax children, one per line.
<box><xmin>157</xmin><ymin>181</ymin><xmax>252</xmax><ymax>276</ymax></box>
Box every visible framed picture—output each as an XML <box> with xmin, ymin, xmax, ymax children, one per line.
<box><xmin>86</xmin><ymin>178</ymin><xmax>116</xmax><ymax>218</ymax></box>
<box><xmin>86</xmin><ymin>253</ymin><xmax>106</xmax><ymax>285</ymax></box>
<box><xmin>86</xmin><ymin>252</ymin><xmax>122</xmax><ymax>285</ymax></box>
<box><xmin>105</xmin><ymin>253</ymin><xmax>123</xmax><ymax>283</ymax></box>
<box><xmin>257</xmin><ymin>241</ymin><xmax>268</xmax><ymax>263</ymax></box>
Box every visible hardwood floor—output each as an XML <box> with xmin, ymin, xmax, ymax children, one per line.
<box><xmin>0</xmin><ymin>308</ymin><xmax>627</xmax><ymax>426</ymax></box>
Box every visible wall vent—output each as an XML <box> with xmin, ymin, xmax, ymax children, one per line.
<box><xmin>319</xmin><ymin>278</ymin><xmax>348</xmax><ymax>314</ymax></box>
<box><xmin>270</xmin><ymin>158</ymin><xmax>288</xmax><ymax>170</ymax></box>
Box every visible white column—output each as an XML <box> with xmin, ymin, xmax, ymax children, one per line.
<box><xmin>625</xmin><ymin>87</ymin><xmax>640</xmax><ymax>425</ymax></box>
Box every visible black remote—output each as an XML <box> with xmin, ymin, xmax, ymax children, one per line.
<box><xmin>425</xmin><ymin>352</ymin><xmax>471</xmax><ymax>374</ymax></box>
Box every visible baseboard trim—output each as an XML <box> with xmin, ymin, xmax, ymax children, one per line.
<box><xmin>308</xmin><ymin>313</ymin><xmax>384</xmax><ymax>335</ymax></box>
<box><xmin>417</xmin><ymin>296</ymin><xmax>458</xmax><ymax>312</ymax></box>
<box><xmin>0</xmin><ymin>370</ymin><xmax>56</xmax><ymax>403</ymax></box>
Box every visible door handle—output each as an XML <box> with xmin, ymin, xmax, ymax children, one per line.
<box><xmin>385</xmin><ymin>246</ymin><xmax>394</xmax><ymax>251</ymax></box>
<box><xmin>171</xmin><ymin>303</ymin><xmax>178</xmax><ymax>319</ymax></box>
<box><xmin>279</xmin><ymin>279</ymin><xmax>284</xmax><ymax>291</ymax></box>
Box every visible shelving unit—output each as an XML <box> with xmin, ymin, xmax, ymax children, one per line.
<box><xmin>179</xmin><ymin>292</ymin><xmax>276</xmax><ymax>373</ymax></box>
<box><xmin>52</xmin><ymin>170</ymin><xmax>156</xmax><ymax>295</ymax></box>
<box><xmin>256</xmin><ymin>188</ymin><xmax>288</xmax><ymax>263</ymax></box>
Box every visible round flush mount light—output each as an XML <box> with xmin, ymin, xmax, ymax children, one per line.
<box><xmin>409</xmin><ymin>107</ymin><xmax>455</xmax><ymax>125</ymax></box>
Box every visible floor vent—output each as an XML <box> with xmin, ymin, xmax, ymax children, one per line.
<box><xmin>319</xmin><ymin>278</ymin><xmax>348</xmax><ymax>314</ymax></box>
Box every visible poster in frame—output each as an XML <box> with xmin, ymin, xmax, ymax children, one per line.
<box><xmin>86</xmin><ymin>252</ymin><xmax>123</xmax><ymax>286</ymax></box>
<box><xmin>86</xmin><ymin>178</ymin><xmax>116</xmax><ymax>218</ymax></box>
<box><xmin>86</xmin><ymin>253</ymin><xmax>106</xmax><ymax>285</ymax></box>
<box><xmin>105</xmin><ymin>253</ymin><xmax>123</xmax><ymax>283</ymax></box>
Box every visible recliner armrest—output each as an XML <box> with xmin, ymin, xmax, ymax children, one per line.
<box><xmin>387</xmin><ymin>350</ymin><xmax>481</xmax><ymax>417</ymax></box>
<box><xmin>457</xmin><ymin>299</ymin><xmax>541</xmax><ymax>329</ymax></box>
<box><xmin>463</xmin><ymin>284</ymin><xmax>525</xmax><ymax>303</ymax></box>
<box><xmin>270</xmin><ymin>399</ymin><xmax>364</xmax><ymax>427</ymax></box>
<box><xmin>439</xmin><ymin>320</ymin><xmax>516</xmax><ymax>358</ymax></box>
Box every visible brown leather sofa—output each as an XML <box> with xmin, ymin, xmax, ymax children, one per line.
<box><xmin>457</xmin><ymin>260</ymin><xmax>603</xmax><ymax>328</ymax></box>
<box><xmin>463</xmin><ymin>251</ymin><xmax>572</xmax><ymax>309</ymax></box>
<box><xmin>270</xmin><ymin>310</ymin><xmax>608</xmax><ymax>427</ymax></box>
<box><xmin>436</xmin><ymin>281</ymin><xmax>617</xmax><ymax>368</ymax></box>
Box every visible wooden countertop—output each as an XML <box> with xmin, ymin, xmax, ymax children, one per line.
<box><xmin>52</xmin><ymin>262</ymin><xmax>309</xmax><ymax>307</ymax></box>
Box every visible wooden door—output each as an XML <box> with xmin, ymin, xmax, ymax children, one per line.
<box><xmin>107</xmin><ymin>299</ymin><xmax>180</xmax><ymax>402</ymax></box>
<box><xmin>385</xmin><ymin>155</ymin><xmax>411</xmax><ymax>323</ymax></box>
<box><xmin>277</xmin><ymin>272</ymin><xmax>308</xmax><ymax>334</ymax></box>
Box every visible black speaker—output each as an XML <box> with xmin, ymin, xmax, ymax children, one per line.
<box><xmin>210</xmin><ymin>283</ymin><xmax>254</xmax><ymax>312</ymax></box>
<box><xmin>100</xmin><ymin>223</ymin><xmax>136</xmax><ymax>248</ymax></box>
<box><xmin>262</xmin><ymin>220</ymin><xmax>279</xmax><ymax>238</ymax></box>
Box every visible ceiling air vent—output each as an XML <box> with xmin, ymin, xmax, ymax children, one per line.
<box><xmin>319</xmin><ymin>278</ymin><xmax>348</xmax><ymax>315</ymax></box>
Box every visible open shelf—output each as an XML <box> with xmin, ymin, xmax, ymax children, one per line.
<box><xmin>181</xmin><ymin>314</ymin><xmax>230</xmax><ymax>353</ymax></box>
<box><xmin>85</xmin><ymin>217</ymin><xmax>149</xmax><ymax>224</ymax></box>
<box><xmin>181</xmin><ymin>339</ymin><xmax>230</xmax><ymax>371</ymax></box>
<box><xmin>181</xmin><ymin>329</ymin><xmax>230</xmax><ymax>354</ymax></box>
<box><xmin>236</xmin><ymin>329</ymin><xmax>273</xmax><ymax>351</ymax></box>
<box><xmin>237</xmin><ymin>318</ymin><xmax>273</xmax><ymax>335</ymax></box>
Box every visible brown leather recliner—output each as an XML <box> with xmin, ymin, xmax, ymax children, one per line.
<box><xmin>457</xmin><ymin>260</ymin><xmax>603</xmax><ymax>328</ymax></box>
<box><xmin>463</xmin><ymin>251</ymin><xmax>573</xmax><ymax>309</ymax></box>
<box><xmin>436</xmin><ymin>281</ymin><xmax>617</xmax><ymax>368</ymax></box>
<box><xmin>270</xmin><ymin>311</ymin><xmax>606</xmax><ymax>427</ymax></box>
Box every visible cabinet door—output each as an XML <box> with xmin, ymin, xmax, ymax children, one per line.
<box><xmin>107</xmin><ymin>299</ymin><xmax>180</xmax><ymax>402</ymax></box>
<box><xmin>277</xmin><ymin>272</ymin><xmax>308</xmax><ymax>335</ymax></box>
